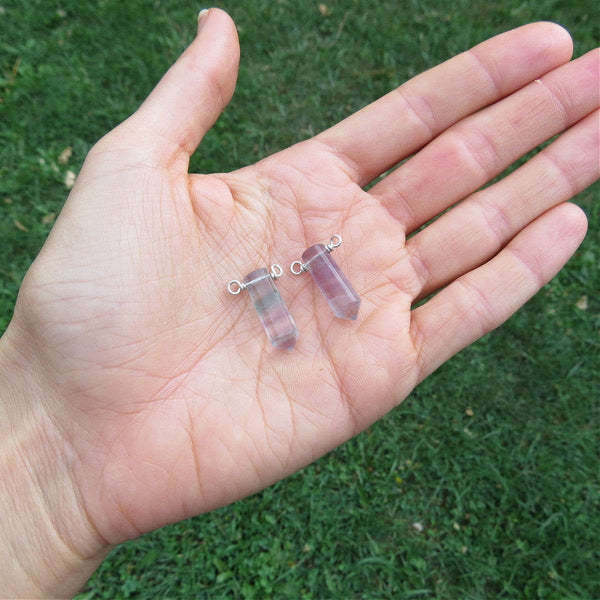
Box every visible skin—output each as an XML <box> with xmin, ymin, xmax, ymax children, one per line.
<box><xmin>0</xmin><ymin>9</ymin><xmax>598</xmax><ymax>597</ymax></box>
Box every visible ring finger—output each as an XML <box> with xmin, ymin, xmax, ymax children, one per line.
<box><xmin>407</xmin><ymin>109</ymin><xmax>599</xmax><ymax>300</ymax></box>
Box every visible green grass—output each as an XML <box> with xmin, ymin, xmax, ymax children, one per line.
<box><xmin>1</xmin><ymin>0</ymin><xmax>599</xmax><ymax>598</ymax></box>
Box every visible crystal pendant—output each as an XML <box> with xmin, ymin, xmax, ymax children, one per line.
<box><xmin>241</xmin><ymin>267</ymin><xmax>298</xmax><ymax>350</ymax></box>
<box><xmin>292</xmin><ymin>235</ymin><xmax>360</xmax><ymax>320</ymax></box>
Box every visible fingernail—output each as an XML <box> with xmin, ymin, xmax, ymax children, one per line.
<box><xmin>197</xmin><ymin>8</ymin><xmax>210</xmax><ymax>29</ymax></box>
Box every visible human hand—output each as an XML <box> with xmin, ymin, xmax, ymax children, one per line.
<box><xmin>1</xmin><ymin>10</ymin><xmax>598</xmax><ymax>597</ymax></box>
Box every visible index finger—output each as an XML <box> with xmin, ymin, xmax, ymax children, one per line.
<box><xmin>316</xmin><ymin>22</ymin><xmax>573</xmax><ymax>185</ymax></box>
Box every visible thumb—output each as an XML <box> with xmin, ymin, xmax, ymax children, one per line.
<box><xmin>122</xmin><ymin>8</ymin><xmax>240</xmax><ymax>164</ymax></box>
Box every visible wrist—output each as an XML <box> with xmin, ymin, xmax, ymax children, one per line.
<box><xmin>0</xmin><ymin>328</ymin><xmax>110</xmax><ymax>598</ymax></box>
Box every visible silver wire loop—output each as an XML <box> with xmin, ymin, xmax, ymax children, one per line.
<box><xmin>227</xmin><ymin>279</ymin><xmax>246</xmax><ymax>295</ymax></box>
<box><xmin>291</xmin><ymin>235</ymin><xmax>341</xmax><ymax>273</ymax></box>
<box><xmin>270</xmin><ymin>264</ymin><xmax>283</xmax><ymax>279</ymax></box>
<box><xmin>325</xmin><ymin>234</ymin><xmax>342</xmax><ymax>253</ymax></box>
<box><xmin>290</xmin><ymin>260</ymin><xmax>307</xmax><ymax>275</ymax></box>
<box><xmin>229</xmin><ymin>265</ymin><xmax>282</xmax><ymax>294</ymax></box>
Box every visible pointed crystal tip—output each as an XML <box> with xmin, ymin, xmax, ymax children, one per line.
<box><xmin>333</xmin><ymin>298</ymin><xmax>361</xmax><ymax>320</ymax></box>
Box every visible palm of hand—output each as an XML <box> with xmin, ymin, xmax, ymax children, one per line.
<box><xmin>8</xmin><ymin>12</ymin><xmax>597</xmax><ymax>546</ymax></box>
<box><xmin>19</xmin><ymin>137</ymin><xmax>416</xmax><ymax>542</ymax></box>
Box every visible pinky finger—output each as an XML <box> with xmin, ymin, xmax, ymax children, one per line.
<box><xmin>410</xmin><ymin>202</ymin><xmax>588</xmax><ymax>381</ymax></box>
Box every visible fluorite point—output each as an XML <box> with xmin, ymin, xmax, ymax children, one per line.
<box><xmin>243</xmin><ymin>268</ymin><xmax>298</xmax><ymax>350</ymax></box>
<box><xmin>301</xmin><ymin>244</ymin><xmax>361</xmax><ymax>320</ymax></box>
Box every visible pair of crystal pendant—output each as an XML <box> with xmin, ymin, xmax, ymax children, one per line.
<box><xmin>228</xmin><ymin>236</ymin><xmax>360</xmax><ymax>351</ymax></box>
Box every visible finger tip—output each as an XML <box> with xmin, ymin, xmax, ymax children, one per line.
<box><xmin>202</xmin><ymin>7</ymin><xmax>238</xmax><ymax>32</ymax></box>
<box><xmin>560</xmin><ymin>202</ymin><xmax>589</xmax><ymax>242</ymax></box>
<box><xmin>544</xmin><ymin>203</ymin><xmax>589</xmax><ymax>260</ymax></box>
<box><xmin>197</xmin><ymin>7</ymin><xmax>240</xmax><ymax>62</ymax></box>
<box><xmin>531</xmin><ymin>21</ymin><xmax>574</xmax><ymax>61</ymax></box>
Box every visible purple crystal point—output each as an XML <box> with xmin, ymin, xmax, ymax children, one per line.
<box><xmin>301</xmin><ymin>244</ymin><xmax>360</xmax><ymax>320</ymax></box>
<box><xmin>242</xmin><ymin>268</ymin><xmax>298</xmax><ymax>350</ymax></box>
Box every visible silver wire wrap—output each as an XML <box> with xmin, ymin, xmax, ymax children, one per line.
<box><xmin>290</xmin><ymin>235</ymin><xmax>342</xmax><ymax>275</ymax></box>
<box><xmin>227</xmin><ymin>264</ymin><xmax>283</xmax><ymax>295</ymax></box>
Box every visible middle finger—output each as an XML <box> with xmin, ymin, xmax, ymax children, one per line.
<box><xmin>369</xmin><ymin>49</ymin><xmax>599</xmax><ymax>233</ymax></box>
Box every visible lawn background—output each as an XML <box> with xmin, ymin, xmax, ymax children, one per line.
<box><xmin>1</xmin><ymin>0</ymin><xmax>598</xmax><ymax>598</ymax></box>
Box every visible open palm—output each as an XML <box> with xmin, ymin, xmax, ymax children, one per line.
<box><xmin>9</xmin><ymin>10</ymin><xmax>598</xmax><ymax>552</ymax></box>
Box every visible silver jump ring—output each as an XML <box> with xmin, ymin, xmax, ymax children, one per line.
<box><xmin>227</xmin><ymin>279</ymin><xmax>245</xmax><ymax>295</ymax></box>
<box><xmin>270</xmin><ymin>264</ymin><xmax>283</xmax><ymax>279</ymax></box>
<box><xmin>290</xmin><ymin>260</ymin><xmax>306</xmax><ymax>275</ymax></box>
<box><xmin>325</xmin><ymin>234</ymin><xmax>342</xmax><ymax>252</ymax></box>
